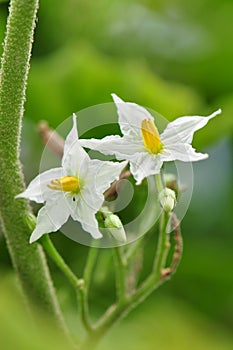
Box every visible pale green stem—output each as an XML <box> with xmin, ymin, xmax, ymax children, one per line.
<box><xmin>80</xmin><ymin>245</ymin><xmax>99</xmax><ymax>332</ymax></box>
<box><xmin>80</xmin><ymin>174</ymin><xmax>172</xmax><ymax>349</ymax></box>
<box><xmin>155</xmin><ymin>173</ymin><xmax>164</xmax><ymax>192</ymax></box>
<box><xmin>83</xmin><ymin>245</ymin><xmax>99</xmax><ymax>292</ymax></box>
<box><xmin>40</xmin><ymin>235</ymin><xmax>82</xmax><ymax>290</ymax></box>
<box><xmin>41</xmin><ymin>235</ymin><xmax>95</xmax><ymax>333</ymax></box>
<box><xmin>125</xmin><ymin>236</ymin><xmax>145</xmax><ymax>262</ymax></box>
<box><xmin>153</xmin><ymin>211</ymin><xmax>170</xmax><ymax>275</ymax></box>
<box><xmin>113</xmin><ymin>247</ymin><xmax>127</xmax><ymax>302</ymax></box>
<box><xmin>0</xmin><ymin>0</ymin><xmax>65</xmax><ymax>328</ymax></box>
<box><xmin>92</xmin><ymin>211</ymin><xmax>170</xmax><ymax>334</ymax></box>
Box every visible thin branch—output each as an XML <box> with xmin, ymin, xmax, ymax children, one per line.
<box><xmin>40</xmin><ymin>234</ymin><xmax>82</xmax><ymax>290</ymax></box>
<box><xmin>161</xmin><ymin>212</ymin><xmax>183</xmax><ymax>279</ymax></box>
<box><xmin>113</xmin><ymin>247</ymin><xmax>127</xmax><ymax>302</ymax></box>
<box><xmin>104</xmin><ymin>170</ymin><xmax>131</xmax><ymax>200</ymax></box>
<box><xmin>38</xmin><ymin>121</ymin><xmax>65</xmax><ymax>158</ymax></box>
<box><xmin>80</xmin><ymin>245</ymin><xmax>99</xmax><ymax>332</ymax></box>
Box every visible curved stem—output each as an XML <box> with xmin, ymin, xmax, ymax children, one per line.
<box><xmin>80</xmin><ymin>245</ymin><xmax>99</xmax><ymax>332</ymax></box>
<box><xmin>40</xmin><ymin>235</ymin><xmax>82</xmax><ymax>289</ymax></box>
<box><xmin>0</xmin><ymin>0</ymin><xmax>65</xmax><ymax>328</ymax></box>
<box><xmin>41</xmin><ymin>235</ymin><xmax>97</xmax><ymax>333</ymax></box>
<box><xmin>82</xmin><ymin>189</ymin><xmax>174</xmax><ymax>348</ymax></box>
<box><xmin>78</xmin><ymin>285</ymin><xmax>93</xmax><ymax>333</ymax></box>
<box><xmin>83</xmin><ymin>245</ymin><xmax>99</xmax><ymax>291</ymax></box>
<box><xmin>155</xmin><ymin>173</ymin><xmax>164</xmax><ymax>192</ymax></box>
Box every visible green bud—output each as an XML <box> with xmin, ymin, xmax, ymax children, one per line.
<box><xmin>104</xmin><ymin>214</ymin><xmax>126</xmax><ymax>243</ymax></box>
<box><xmin>159</xmin><ymin>188</ymin><xmax>176</xmax><ymax>212</ymax></box>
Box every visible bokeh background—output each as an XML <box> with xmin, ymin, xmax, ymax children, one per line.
<box><xmin>0</xmin><ymin>0</ymin><xmax>233</xmax><ymax>349</ymax></box>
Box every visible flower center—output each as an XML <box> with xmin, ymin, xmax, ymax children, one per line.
<box><xmin>48</xmin><ymin>176</ymin><xmax>80</xmax><ymax>193</ymax></box>
<box><xmin>141</xmin><ymin>118</ymin><xmax>163</xmax><ymax>154</ymax></box>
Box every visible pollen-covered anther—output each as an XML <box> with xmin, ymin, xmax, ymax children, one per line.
<box><xmin>48</xmin><ymin>176</ymin><xmax>79</xmax><ymax>192</ymax></box>
<box><xmin>141</xmin><ymin>118</ymin><xmax>163</xmax><ymax>154</ymax></box>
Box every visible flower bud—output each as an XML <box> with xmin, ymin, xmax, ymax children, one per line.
<box><xmin>104</xmin><ymin>214</ymin><xmax>126</xmax><ymax>243</ymax></box>
<box><xmin>159</xmin><ymin>187</ymin><xmax>176</xmax><ymax>212</ymax></box>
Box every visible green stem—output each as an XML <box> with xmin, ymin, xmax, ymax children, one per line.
<box><xmin>41</xmin><ymin>235</ymin><xmax>95</xmax><ymax>333</ymax></box>
<box><xmin>155</xmin><ymin>173</ymin><xmax>164</xmax><ymax>192</ymax></box>
<box><xmin>81</xmin><ymin>174</ymin><xmax>173</xmax><ymax>349</ymax></box>
<box><xmin>40</xmin><ymin>235</ymin><xmax>82</xmax><ymax>289</ymax></box>
<box><xmin>83</xmin><ymin>245</ymin><xmax>99</xmax><ymax>291</ymax></box>
<box><xmin>113</xmin><ymin>247</ymin><xmax>127</xmax><ymax>302</ymax></box>
<box><xmin>153</xmin><ymin>211</ymin><xmax>170</xmax><ymax>275</ymax></box>
<box><xmin>82</xmin><ymin>188</ymin><xmax>172</xmax><ymax>348</ymax></box>
<box><xmin>0</xmin><ymin>0</ymin><xmax>65</xmax><ymax>327</ymax></box>
<box><xmin>80</xmin><ymin>245</ymin><xmax>99</xmax><ymax>332</ymax></box>
<box><xmin>125</xmin><ymin>236</ymin><xmax>145</xmax><ymax>262</ymax></box>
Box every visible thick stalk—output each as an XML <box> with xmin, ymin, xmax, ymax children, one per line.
<box><xmin>0</xmin><ymin>0</ymin><xmax>64</xmax><ymax>325</ymax></box>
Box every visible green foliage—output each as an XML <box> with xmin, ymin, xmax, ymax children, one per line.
<box><xmin>26</xmin><ymin>43</ymin><xmax>203</xmax><ymax>125</ymax></box>
<box><xmin>0</xmin><ymin>276</ymin><xmax>72</xmax><ymax>350</ymax></box>
<box><xmin>101</xmin><ymin>297</ymin><xmax>233</xmax><ymax>350</ymax></box>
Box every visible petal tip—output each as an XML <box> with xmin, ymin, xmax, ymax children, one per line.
<box><xmin>111</xmin><ymin>93</ymin><xmax>124</xmax><ymax>104</ymax></box>
<box><xmin>29</xmin><ymin>235</ymin><xmax>36</xmax><ymax>244</ymax></box>
<box><xmin>210</xmin><ymin>108</ymin><xmax>222</xmax><ymax>119</ymax></box>
<box><xmin>15</xmin><ymin>193</ymin><xmax>24</xmax><ymax>199</ymax></box>
<box><xmin>29</xmin><ymin>229</ymin><xmax>43</xmax><ymax>244</ymax></box>
<box><xmin>72</xmin><ymin>113</ymin><xmax>77</xmax><ymax>128</ymax></box>
<box><xmin>92</xmin><ymin>231</ymin><xmax>103</xmax><ymax>239</ymax></box>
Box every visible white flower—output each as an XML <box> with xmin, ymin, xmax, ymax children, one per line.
<box><xmin>16</xmin><ymin>114</ymin><xmax>127</xmax><ymax>243</ymax></box>
<box><xmin>80</xmin><ymin>94</ymin><xmax>221</xmax><ymax>185</ymax></box>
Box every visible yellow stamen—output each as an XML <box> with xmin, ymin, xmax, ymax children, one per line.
<box><xmin>48</xmin><ymin>176</ymin><xmax>79</xmax><ymax>192</ymax></box>
<box><xmin>141</xmin><ymin>118</ymin><xmax>163</xmax><ymax>154</ymax></box>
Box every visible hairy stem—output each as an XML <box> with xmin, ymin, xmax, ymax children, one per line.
<box><xmin>40</xmin><ymin>235</ymin><xmax>82</xmax><ymax>289</ymax></box>
<box><xmin>0</xmin><ymin>0</ymin><xmax>65</xmax><ymax>327</ymax></box>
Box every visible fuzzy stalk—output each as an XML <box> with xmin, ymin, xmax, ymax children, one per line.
<box><xmin>0</xmin><ymin>0</ymin><xmax>65</xmax><ymax>326</ymax></box>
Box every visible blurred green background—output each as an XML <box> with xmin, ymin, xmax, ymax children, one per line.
<box><xmin>0</xmin><ymin>0</ymin><xmax>233</xmax><ymax>349</ymax></box>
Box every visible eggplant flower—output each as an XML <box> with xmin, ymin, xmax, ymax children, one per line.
<box><xmin>80</xmin><ymin>94</ymin><xmax>221</xmax><ymax>184</ymax></box>
<box><xmin>16</xmin><ymin>115</ymin><xmax>127</xmax><ymax>243</ymax></box>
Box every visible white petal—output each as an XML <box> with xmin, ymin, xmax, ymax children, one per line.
<box><xmin>85</xmin><ymin>159</ymin><xmax>128</xmax><ymax>194</ymax></box>
<box><xmin>62</xmin><ymin>114</ymin><xmax>90</xmax><ymax>177</ymax></box>
<box><xmin>112</xmin><ymin>93</ymin><xmax>154</xmax><ymax>138</ymax></box>
<box><xmin>129</xmin><ymin>152</ymin><xmax>163</xmax><ymax>185</ymax></box>
<box><xmin>161</xmin><ymin>109</ymin><xmax>221</xmax><ymax>145</ymax></box>
<box><xmin>161</xmin><ymin>143</ymin><xmax>209</xmax><ymax>162</ymax></box>
<box><xmin>15</xmin><ymin>167</ymin><xmax>64</xmax><ymax>203</ymax></box>
<box><xmin>30</xmin><ymin>197</ymin><xmax>70</xmax><ymax>243</ymax></box>
<box><xmin>63</xmin><ymin>113</ymin><xmax>79</xmax><ymax>155</ymax></box>
<box><xmin>70</xmin><ymin>196</ymin><xmax>102</xmax><ymax>239</ymax></box>
<box><xmin>80</xmin><ymin>135</ymin><xmax>144</xmax><ymax>160</ymax></box>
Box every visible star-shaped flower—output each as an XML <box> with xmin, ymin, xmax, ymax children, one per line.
<box><xmin>80</xmin><ymin>94</ymin><xmax>221</xmax><ymax>184</ymax></box>
<box><xmin>16</xmin><ymin>115</ymin><xmax>127</xmax><ymax>243</ymax></box>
